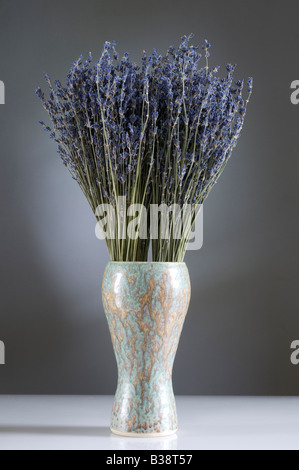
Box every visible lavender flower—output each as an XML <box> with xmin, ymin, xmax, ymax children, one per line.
<box><xmin>36</xmin><ymin>35</ymin><xmax>252</xmax><ymax>262</ymax></box>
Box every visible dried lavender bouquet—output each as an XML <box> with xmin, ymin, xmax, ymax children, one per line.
<box><xmin>37</xmin><ymin>35</ymin><xmax>252</xmax><ymax>262</ymax></box>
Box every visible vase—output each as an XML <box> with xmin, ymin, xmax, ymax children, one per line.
<box><xmin>102</xmin><ymin>262</ymin><xmax>191</xmax><ymax>437</ymax></box>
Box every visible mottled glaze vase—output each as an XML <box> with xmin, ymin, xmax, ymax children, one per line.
<box><xmin>102</xmin><ymin>262</ymin><xmax>191</xmax><ymax>437</ymax></box>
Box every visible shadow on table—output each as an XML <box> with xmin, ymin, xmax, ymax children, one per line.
<box><xmin>0</xmin><ymin>425</ymin><xmax>109</xmax><ymax>437</ymax></box>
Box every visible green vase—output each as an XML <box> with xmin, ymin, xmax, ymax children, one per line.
<box><xmin>102</xmin><ymin>262</ymin><xmax>191</xmax><ymax>437</ymax></box>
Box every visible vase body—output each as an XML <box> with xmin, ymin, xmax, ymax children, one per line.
<box><xmin>102</xmin><ymin>262</ymin><xmax>191</xmax><ymax>437</ymax></box>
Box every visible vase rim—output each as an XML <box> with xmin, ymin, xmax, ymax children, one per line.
<box><xmin>108</xmin><ymin>261</ymin><xmax>186</xmax><ymax>265</ymax></box>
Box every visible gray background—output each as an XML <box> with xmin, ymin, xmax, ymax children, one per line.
<box><xmin>0</xmin><ymin>0</ymin><xmax>299</xmax><ymax>395</ymax></box>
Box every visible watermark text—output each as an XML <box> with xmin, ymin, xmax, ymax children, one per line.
<box><xmin>290</xmin><ymin>81</ymin><xmax>299</xmax><ymax>105</ymax></box>
<box><xmin>95</xmin><ymin>199</ymin><xmax>203</xmax><ymax>251</ymax></box>
<box><xmin>0</xmin><ymin>340</ymin><xmax>5</xmax><ymax>365</ymax></box>
<box><xmin>291</xmin><ymin>340</ymin><xmax>299</xmax><ymax>365</ymax></box>
<box><xmin>0</xmin><ymin>81</ymin><xmax>4</xmax><ymax>104</ymax></box>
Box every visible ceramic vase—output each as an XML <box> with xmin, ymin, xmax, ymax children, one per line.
<box><xmin>102</xmin><ymin>262</ymin><xmax>190</xmax><ymax>437</ymax></box>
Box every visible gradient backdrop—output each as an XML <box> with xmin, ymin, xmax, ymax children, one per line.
<box><xmin>0</xmin><ymin>0</ymin><xmax>299</xmax><ymax>395</ymax></box>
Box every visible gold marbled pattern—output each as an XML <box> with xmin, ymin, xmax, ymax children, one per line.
<box><xmin>102</xmin><ymin>262</ymin><xmax>191</xmax><ymax>436</ymax></box>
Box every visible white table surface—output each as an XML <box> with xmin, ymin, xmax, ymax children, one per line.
<box><xmin>0</xmin><ymin>396</ymin><xmax>298</xmax><ymax>450</ymax></box>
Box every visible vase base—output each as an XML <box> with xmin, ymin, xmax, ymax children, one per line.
<box><xmin>110</xmin><ymin>427</ymin><xmax>178</xmax><ymax>438</ymax></box>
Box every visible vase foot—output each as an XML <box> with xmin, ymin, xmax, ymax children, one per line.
<box><xmin>110</xmin><ymin>427</ymin><xmax>178</xmax><ymax>438</ymax></box>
